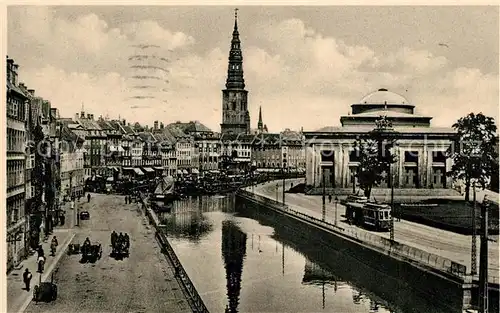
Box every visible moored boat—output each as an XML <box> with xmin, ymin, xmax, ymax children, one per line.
<box><xmin>149</xmin><ymin>176</ymin><xmax>177</xmax><ymax>212</ymax></box>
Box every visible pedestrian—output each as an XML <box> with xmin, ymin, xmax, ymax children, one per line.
<box><xmin>23</xmin><ymin>268</ymin><xmax>32</xmax><ymax>291</ymax></box>
<box><xmin>125</xmin><ymin>196</ymin><xmax>128</xmax><ymax>204</ymax></box>
<box><xmin>51</xmin><ymin>236</ymin><xmax>58</xmax><ymax>256</ymax></box>
<box><xmin>37</xmin><ymin>245</ymin><xmax>44</xmax><ymax>258</ymax></box>
<box><xmin>37</xmin><ymin>255</ymin><xmax>45</xmax><ymax>273</ymax></box>
<box><xmin>87</xmin><ymin>193</ymin><xmax>91</xmax><ymax>203</ymax></box>
<box><xmin>70</xmin><ymin>199</ymin><xmax>75</xmax><ymax>210</ymax></box>
<box><xmin>328</xmin><ymin>194</ymin><xmax>332</xmax><ymax>203</ymax></box>
<box><xmin>60</xmin><ymin>212</ymin><xmax>66</xmax><ymax>226</ymax></box>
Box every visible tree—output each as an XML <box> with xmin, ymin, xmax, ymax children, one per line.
<box><xmin>354</xmin><ymin>117</ymin><xmax>398</xmax><ymax>199</ymax></box>
<box><xmin>447</xmin><ymin>112</ymin><xmax>498</xmax><ymax>201</ymax></box>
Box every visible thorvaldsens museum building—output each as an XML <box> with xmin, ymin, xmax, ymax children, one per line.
<box><xmin>304</xmin><ymin>89</ymin><xmax>457</xmax><ymax>190</ymax></box>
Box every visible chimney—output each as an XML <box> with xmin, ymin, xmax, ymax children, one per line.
<box><xmin>75</xmin><ymin>113</ymin><xmax>79</xmax><ymax>120</ymax></box>
<box><xmin>154</xmin><ymin>120</ymin><xmax>159</xmax><ymax>130</ymax></box>
<box><xmin>90</xmin><ymin>114</ymin><xmax>94</xmax><ymax>120</ymax></box>
<box><xmin>87</xmin><ymin>114</ymin><xmax>92</xmax><ymax>119</ymax></box>
<box><xmin>80</xmin><ymin>111</ymin><xmax>85</xmax><ymax>118</ymax></box>
<box><xmin>6</xmin><ymin>58</ymin><xmax>13</xmax><ymax>84</ymax></box>
<box><xmin>12</xmin><ymin>63</ymin><xmax>19</xmax><ymax>85</ymax></box>
<box><xmin>122</xmin><ymin>119</ymin><xmax>126</xmax><ymax>126</ymax></box>
<box><xmin>27</xmin><ymin>89</ymin><xmax>35</xmax><ymax>96</ymax></box>
<box><xmin>160</xmin><ymin>122</ymin><xmax>164</xmax><ymax>129</ymax></box>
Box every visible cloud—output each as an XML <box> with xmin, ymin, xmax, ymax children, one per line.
<box><xmin>8</xmin><ymin>8</ymin><xmax>498</xmax><ymax>133</ymax></box>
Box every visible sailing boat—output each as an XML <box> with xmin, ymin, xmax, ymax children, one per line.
<box><xmin>149</xmin><ymin>175</ymin><xmax>177</xmax><ymax>212</ymax></box>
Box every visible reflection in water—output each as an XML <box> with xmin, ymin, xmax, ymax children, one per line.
<box><xmin>159</xmin><ymin>196</ymin><xmax>235</xmax><ymax>241</ymax></box>
<box><xmin>221</xmin><ymin>221</ymin><xmax>247</xmax><ymax>313</ymax></box>
<box><xmin>302</xmin><ymin>258</ymin><xmax>385</xmax><ymax>311</ymax></box>
<box><xmin>165</xmin><ymin>195</ymin><xmax>458</xmax><ymax>313</ymax></box>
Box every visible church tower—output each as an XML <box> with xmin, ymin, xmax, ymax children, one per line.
<box><xmin>257</xmin><ymin>106</ymin><xmax>263</xmax><ymax>133</ymax></box>
<box><xmin>221</xmin><ymin>9</ymin><xmax>250</xmax><ymax>135</ymax></box>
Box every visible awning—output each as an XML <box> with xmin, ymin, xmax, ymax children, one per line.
<box><xmin>154</xmin><ymin>167</ymin><xmax>164</xmax><ymax>170</ymax></box>
<box><xmin>209</xmin><ymin>170</ymin><xmax>220</xmax><ymax>173</ymax></box>
<box><xmin>182</xmin><ymin>169</ymin><xmax>188</xmax><ymax>175</ymax></box>
<box><xmin>106</xmin><ymin>177</ymin><xmax>114</xmax><ymax>182</ymax></box>
<box><xmin>109</xmin><ymin>145</ymin><xmax>118</xmax><ymax>152</ymax></box>
<box><xmin>143</xmin><ymin>167</ymin><xmax>155</xmax><ymax>173</ymax></box>
<box><xmin>122</xmin><ymin>167</ymin><xmax>133</xmax><ymax>171</ymax></box>
<box><xmin>134</xmin><ymin>168</ymin><xmax>144</xmax><ymax>175</ymax></box>
<box><xmin>192</xmin><ymin>169</ymin><xmax>200</xmax><ymax>174</ymax></box>
<box><xmin>117</xmin><ymin>146</ymin><xmax>125</xmax><ymax>152</ymax></box>
<box><xmin>177</xmin><ymin>170</ymin><xmax>183</xmax><ymax>175</ymax></box>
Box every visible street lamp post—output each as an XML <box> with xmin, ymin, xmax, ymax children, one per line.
<box><xmin>471</xmin><ymin>183</ymin><xmax>478</xmax><ymax>275</ymax></box>
<box><xmin>334</xmin><ymin>196</ymin><xmax>339</xmax><ymax>227</ymax></box>
<box><xmin>276</xmin><ymin>183</ymin><xmax>279</xmax><ymax>202</ymax></box>
<box><xmin>322</xmin><ymin>168</ymin><xmax>326</xmax><ymax>221</ymax></box>
<box><xmin>282</xmin><ymin>163</ymin><xmax>287</xmax><ymax>205</ymax></box>
<box><xmin>390</xmin><ymin>166</ymin><xmax>395</xmax><ymax>242</ymax></box>
<box><xmin>479</xmin><ymin>197</ymin><xmax>489</xmax><ymax>313</ymax></box>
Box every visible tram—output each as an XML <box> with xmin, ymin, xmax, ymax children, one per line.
<box><xmin>345</xmin><ymin>201</ymin><xmax>392</xmax><ymax>231</ymax></box>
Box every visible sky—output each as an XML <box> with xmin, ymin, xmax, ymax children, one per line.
<box><xmin>6</xmin><ymin>5</ymin><xmax>499</xmax><ymax>132</ymax></box>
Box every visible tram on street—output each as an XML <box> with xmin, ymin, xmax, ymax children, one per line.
<box><xmin>345</xmin><ymin>201</ymin><xmax>392</xmax><ymax>231</ymax></box>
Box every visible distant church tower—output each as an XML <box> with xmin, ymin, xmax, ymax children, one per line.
<box><xmin>257</xmin><ymin>106</ymin><xmax>263</xmax><ymax>133</ymax></box>
<box><xmin>221</xmin><ymin>9</ymin><xmax>250</xmax><ymax>135</ymax></box>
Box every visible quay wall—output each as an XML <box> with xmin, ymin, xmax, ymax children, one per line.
<box><xmin>236</xmin><ymin>190</ymin><xmax>473</xmax><ymax>313</ymax></box>
<box><xmin>138</xmin><ymin>194</ymin><xmax>210</xmax><ymax>313</ymax></box>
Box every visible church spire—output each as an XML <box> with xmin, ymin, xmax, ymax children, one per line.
<box><xmin>225</xmin><ymin>8</ymin><xmax>245</xmax><ymax>90</ymax></box>
<box><xmin>258</xmin><ymin>106</ymin><xmax>263</xmax><ymax>132</ymax></box>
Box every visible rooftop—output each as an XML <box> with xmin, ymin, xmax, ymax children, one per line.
<box><xmin>310</xmin><ymin>125</ymin><xmax>456</xmax><ymax>134</ymax></box>
<box><xmin>358</xmin><ymin>88</ymin><xmax>410</xmax><ymax>105</ymax></box>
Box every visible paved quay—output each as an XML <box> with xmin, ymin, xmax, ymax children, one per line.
<box><xmin>246</xmin><ymin>179</ymin><xmax>500</xmax><ymax>283</ymax></box>
<box><xmin>19</xmin><ymin>193</ymin><xmax>191</xmax><ymax>313</ymax></box>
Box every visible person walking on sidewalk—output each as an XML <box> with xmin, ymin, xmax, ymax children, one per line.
<box><xmin>37</xmin><ymin>245</ymin><xmax>45</xmax><ymax>259</ymax></box>
<box><xmin>70</xmin><ymin>199</ymin><xmax>75</xmax><ymax>210</ymax></box>
<box><xmin>59</xmin><ymin>211</ymin><xmax>66</xmax><ymax>226</ymax></box>
<box><xmin>23</xmin><ymin>268</ymin><xmax>32</xmax><ymax>291</ymax></box>
<box><xmin>87</xmin><ymin>193</ymin><xmax>91</xmax><ymax>203</ymax></box>
<box><xmin>125</xmin><ymin>196</ymin><xmax>128</xmax><ymax>204</ymax></box>
<box><xmin>37</xmin><ymin>255</ymin><xmax>45</xmax><ymax>273</ymax></box>
<box><xmin>50</xmin><ymin>236</ymin><xmax>58</xmax><ymax>256</ymax></box>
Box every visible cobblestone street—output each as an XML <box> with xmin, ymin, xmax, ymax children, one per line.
<box><xmin>24</xmin><ymin>193</ymin><xmax>191</xmax><ymax>313</ymax></box>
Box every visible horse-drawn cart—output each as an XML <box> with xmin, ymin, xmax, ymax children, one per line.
<box><xmin>81</xmin><ymin>242</ymin><xmax>102</xmax><ymax>263</ymax></box>
<box><xmin>33</xmin><ymin>273</ymin><xmax>57</xmax><ymax>303</ymax></box>
<box><xmin>111</xmin><ymin>233</ymin><xmax>130</xmax><ymax>259</ymax></box>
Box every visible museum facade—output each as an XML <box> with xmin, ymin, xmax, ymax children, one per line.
<box><xmin>304</xmin><ymin>89</ymin><xmax>457</xmax><ymax>190</ymax></box>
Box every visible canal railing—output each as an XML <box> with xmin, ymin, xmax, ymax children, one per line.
<box><xmin>139</xmin><ymin>193</ymin><xmax>210</xmax><ymax>313</ymax></box>
<box><xmin>237</xmin><ymin>189</ymin><xmax>469</xmax><ymax>281</ymax></box>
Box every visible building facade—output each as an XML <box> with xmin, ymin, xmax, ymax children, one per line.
<box><xmin>220</xmin><ymin>133</ymin><xmax>253</xmax><ymax>173</ymax></box>
<box><xmin>304</xmin><ymin>89</ymin><xmax>456</xmax><ymax>190</ymax></box>
<box><xmin>175</xmin><ymin>121</ymin><xmax>220</xmax><ymax>172</ymax></box>
<box><xmin>220</xmin><ymin>12</ymin><xmax>250</xmax><ymax>135</ymax></box>
<box><xmin>58</xmin><ymin>123</ymin><xmax>85</xmax><ymax>200</ymax></box>
<box><xmin>6</xmin><ymin>57</ymin><xmax>29</xmax><ymax>270</ymax></box>
<box><xmin>251</xmin><ymin>130</ymin><xmax>306</xmax><ymax>173</ymax></box>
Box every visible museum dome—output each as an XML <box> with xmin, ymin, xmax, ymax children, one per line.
<box><xmin>358</xmin><ymin>88</ymin><xmax>410</xmax><ymax>105</ymax></box>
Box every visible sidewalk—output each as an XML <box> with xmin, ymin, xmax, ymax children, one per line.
<box><xmin>7</xmin><ymin>228</ymin><xmax>75</xmax><ymax>313</ymax></box>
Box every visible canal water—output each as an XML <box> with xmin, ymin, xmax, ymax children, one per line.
<box><xmin>158</xmin><ymin>195</ymin><xmax>442</xmax><ymax>313</ymax></box>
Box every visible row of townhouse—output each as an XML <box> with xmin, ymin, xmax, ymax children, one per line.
<box><xmin>6</xmin><ymin>56</ymin><xmax>68</xmax><ymax>272</ymax></box>
<box><xmin>47</xmin><ymin>113</ymin><xmax>307</xmax><ymax>194</ymax></box>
